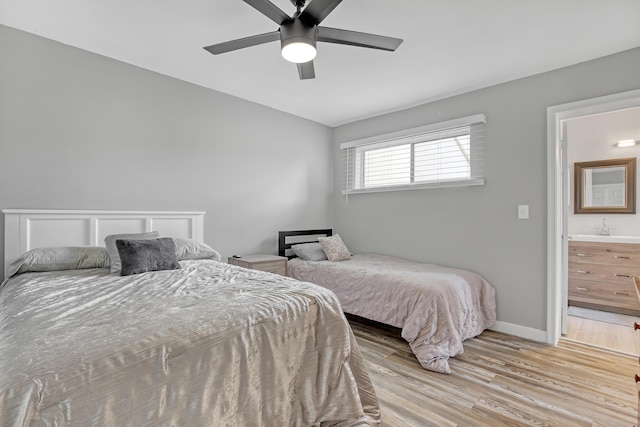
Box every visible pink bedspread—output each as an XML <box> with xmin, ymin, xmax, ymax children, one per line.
<box><xmin>288</xmin><ymin>254</ymin><xmax>496</xmax><ymax>374</ymax></box>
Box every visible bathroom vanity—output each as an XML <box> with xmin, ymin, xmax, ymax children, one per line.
<box><xmin>568</xmin><ymin>235</ymin><xmax>640</xmax><ymax>316</ymax></box>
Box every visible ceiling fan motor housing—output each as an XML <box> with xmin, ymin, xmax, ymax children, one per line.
<box><xmin>280</xmin><ymin>19</ymin><xmax>317</xmax><ymax>50</ymax></box>
<box><xmin>290</xmin><ymin>0</ymin><xmax>307</xmax><ymax>10</ymax></box>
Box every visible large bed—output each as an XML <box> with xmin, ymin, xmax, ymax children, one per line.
<box><xmin>0</xmin><ymin>210</ymin><xmax>379</xmax><ymax>426</ymax></box>
<box><xmin>279</xmin><ymin>229</ymin><xmax>497</xmax><ymax>374</ymax></box>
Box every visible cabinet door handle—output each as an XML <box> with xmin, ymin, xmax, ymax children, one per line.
<box><xmin>614</xmin><ymin>274</ymin><xmax>631</xmax><ymax>278</ymax></box>
<box><xmin>614</xmin><ymin>255</ymin><xmax>631</xmax><ymax>259</ymax></box>
<box><xmin>614</xmin><ymin>292</ymin><xmax>630</xmax><ymax>296</ymax></box>
<box><xmin>576</xmin><ymin>287</ymin><xmax>591</xmax><ymax>291</ymax></box>
<box><xmin>576</xmin><ymin>270</ymin><xmax>592</xmax><ymax>274</ymax></box>
<box><xmin>635</xmin><ymin>374</ymin><xmax>640</xmax><ymax>383</ymax></box>
<box><xmin>635</xmin><ymin>322</ymin><xmax>640</xmax><ymax>330</ymax></box>
<box><xmin>575</xmin><ymin>253</ymin><xmax>591</xmax><ymax>257</ymax></box>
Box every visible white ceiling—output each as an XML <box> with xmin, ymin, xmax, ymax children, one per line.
<box><xmin>1</xmin><ymin>0</ymin><xmax>639</xmax><ymax>127</ymax></box>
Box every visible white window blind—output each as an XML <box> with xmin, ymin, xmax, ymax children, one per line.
<box><xmin>341</xmin><ymin>114</ymin><xmax>486</xmax><ymax>195</ymax></box>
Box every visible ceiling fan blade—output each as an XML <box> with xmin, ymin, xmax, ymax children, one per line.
<box><xmin>297</xmin><ymin>61</ymin><xmax>315</xmax><ymax>80</ymax></box>
<box><xmin>203</xmin><ymin>31</ymin><xmax>280</xmax><ymax>55</ymax></box>
<box><xmin>317</xmin><ymin>26</ymin><xmax>403</xmax><ymax>51</ymax></box>
<box><xmin>299</xmin><ymin>0</ymin><xmax>343</xmax><ymax>25</ymax></box>
<box><xmin>243</xmin><ymin>0</ymin><xmax>290</xmax><ymax>25</ymax></box>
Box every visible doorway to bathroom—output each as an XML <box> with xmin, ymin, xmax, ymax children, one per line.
<box><xmin>564</xmin><ymin>108</ymin><xmax>640</xmax><ymax>354</ymax></box>
<box><xmin>547</xmin><ymin>89</ymin><xmax>640</xmax><ymax>354</ymax></box>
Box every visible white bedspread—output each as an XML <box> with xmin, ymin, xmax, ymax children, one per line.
<box><xmin>0</xmin><ymin>260</ymin><xmax>379</xmax><ymax>426</ymax></box>
<box><xmin>288</xmin><ymin>254</ymin><xmax>496</xmax><ymax>374</ymax></box>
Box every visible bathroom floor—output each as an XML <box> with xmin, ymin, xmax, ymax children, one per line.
<box><xmin>564</xmin><ymin>311</ymin><xmax>640</xmax><ymax>355</ymax></box>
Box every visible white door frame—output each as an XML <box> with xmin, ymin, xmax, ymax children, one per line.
<box><xmin>546</xmin><ymin>88</ymin><xmax>640</xmax><ymax>345</ymax></box>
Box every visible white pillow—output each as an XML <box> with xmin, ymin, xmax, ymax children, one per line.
<box><xmin>105</xmin><ymin>231</ymin><xmax>160</xmax><ymax>273</ymax></box>
<box><xmin>173</xmin><ymin>238</ymin><xmax>221</xmax><ymax>262</ymax></box>
<box><xmin>8</xmin><ymin>247</ymin><xmax>110</xmax><ymax>277</ymax></box>
<box><xmin>318</xmin><ymin>234</ymin><xmax>351</xmax><ymax>262</ymax></box>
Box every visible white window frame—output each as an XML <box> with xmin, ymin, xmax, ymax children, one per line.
<box><xmin>341</xmin><ymin>114</ymin><xmax>486</xmax><ymax>195</ymax></box>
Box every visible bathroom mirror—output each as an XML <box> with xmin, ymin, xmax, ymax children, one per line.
<box><xmin>574</xmin><ymin>157</ymin><xmax>636</xmax><ymax>214</ymax></box>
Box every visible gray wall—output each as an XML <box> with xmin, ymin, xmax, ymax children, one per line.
<box><xmin>2</xmin><ymin>22</ymin><xmax>639</xmax><ymax>334</ymax></box>
<box><xmin>0</xmin><ymin>24</ymin><xmax>334</xmax><ymax>273</ymax></box>
<box><xmin>333</xmin><ymin>47</ymin><xmax>640</xmax><ymax>331</ymax></box>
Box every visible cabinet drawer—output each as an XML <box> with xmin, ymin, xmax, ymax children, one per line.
<box><xmin>569</xmin><ymin>252</ymin><xmax>640</xmax><ymax>267</ymax></box>
<box><xmin>228</xmin><ymin>255</ymin><xmax>288</xmax><ymax>276</ymax></box>
<box><xmin>254</xmin><ymin>260</ymin><xmax>287</xmax><ymax>275</ymax></box>
<box><xmin>569</xmin><ymin>242</ymin><xmax>640</xmax><ymax>267</ymax></box>
<box><xmin>569</xmin><ymin>279</ymin><xmax>636</xmax><ymax>299</ymax></box>
<box><xmin>568</xmin><ymin>261</ymin><xmax>640</xmax><ymax>285</ymax></box>
<box><xmin>569</xmin><ymin>278</ymin><xmax>640</xmax><ymax>309</ymax></box>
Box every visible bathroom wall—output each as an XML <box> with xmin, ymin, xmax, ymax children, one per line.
<box><xmin>567</xmin><ymin>107</ymin><xmax>640</xmax><ymax>236</ymax></box>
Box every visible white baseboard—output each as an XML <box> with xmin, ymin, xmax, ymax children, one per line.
<box><xmin>489</xmin><ymin>321</ymin><xmax>547</xmax><ymax>343</ymax></box>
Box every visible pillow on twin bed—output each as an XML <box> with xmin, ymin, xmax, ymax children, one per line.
<box><xmin>318</xmin><ymin>234</ymin><xmax>351</xmax><ymax>262</ymax></box>
<box><xmin>7</xmin><ymin>246</ymin><xmax>111</xmax><ymax>278</ymax></box>
<box><xmin>291</xmin><ymin>242</ymin><xmax>328</xmax><ymax>261</ymax></box>
<box><xmin>115</xmin><ymin>238</ymin><xmax>181</xmax><ymax>276</ymax></box>
<box><xmin>105</xmin><ymin>231</ymin><xmax>160</xmax><ymax>273</ymax></box>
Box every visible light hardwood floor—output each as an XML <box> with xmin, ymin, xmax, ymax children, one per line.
<box><xmin>348</xmin><ymin>315</ymin><xmax>638</xmax><ymax>426</ymax></box>
<box><xmin>565</xmin><ymin>313</ymin><xmax>640</xmax><ymax>355</ymax></box>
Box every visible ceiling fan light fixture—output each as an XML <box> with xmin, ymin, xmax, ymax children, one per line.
<box><xmin>617</xmin><ymin>139</ymin><xmax>637</xmax><ymax>148</ymax></box>
<box><xmin>281</xmin><ymin>40</ymin><xmax>317</xmax><ymax>63</ymax></box>
<box><xmin>280</xmin><ymin>19</ymin><xmax>317</xmax><ymax>63</ymax></box>
<box><xmin>203</xmin><ymin>0</ymin><xmax>403</xmax><ymax>80</ymax></box>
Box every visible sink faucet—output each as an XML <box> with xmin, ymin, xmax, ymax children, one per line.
<box><xmin>595</xmin><ymin>218</ymin><xmax>612</xmax><ymax>236</ymax></box>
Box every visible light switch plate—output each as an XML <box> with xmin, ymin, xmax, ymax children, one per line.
<box><xmin>518</xmin><ymin>204</ymin><xmax>529</xmax><ymax>219</ymax></box>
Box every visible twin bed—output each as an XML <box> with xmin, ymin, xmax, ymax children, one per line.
<box><xmin>0</xmin><ymin>211</ymin><xmax>378</xmax><ymax>426</ymax></box>
<box><xmin>279</xmin><ymin>230</ymin><xmax>496</xmax><ymax>374</ymax></box>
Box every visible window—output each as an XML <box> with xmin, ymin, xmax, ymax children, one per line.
<box><xmin>342</xmin><ymin>114</ymin><xmax>485</xmax><ymax>194</ymax></box>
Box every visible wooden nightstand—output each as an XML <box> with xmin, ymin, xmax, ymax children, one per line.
<box><xmin>228</xmin><ymin>254</ymin><xmax>288</xmax><ymax>276</ymax></box>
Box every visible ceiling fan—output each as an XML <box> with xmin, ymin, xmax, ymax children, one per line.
<box><xmin>203</xmin><ymin>0</ymin><xmax>403</xmax><ymax>80</ymax></box>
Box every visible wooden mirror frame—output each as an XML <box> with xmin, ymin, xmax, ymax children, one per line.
<box><xmin>574</xmin><ymin>157</ymin><xmax>636</xmax><ymax>214</ymax></box>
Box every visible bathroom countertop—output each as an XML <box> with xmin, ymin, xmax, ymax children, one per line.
<box><xmin>568</xmin><ymin>234</ymin><xmax>640</xmax><ymax>244</ymax></box>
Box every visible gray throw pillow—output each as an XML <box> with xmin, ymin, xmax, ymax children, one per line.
<box><xmin>105</xmin><ymin>231</ymin><xmax>160</xmax><ymax>273</ymax></box>
<box><xmin>115</xmin><ymin>238</ymin><xmax>181</xmax><ymax>276</ymax></box>
<box><xmin>291</xmin><ymin>242</ymin><xmax>328</xmax><ymax>261</ymax></box>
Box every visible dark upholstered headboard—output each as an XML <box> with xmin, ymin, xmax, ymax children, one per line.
<box><xmin>278</xmin><ymin>229</ymin><xmax>333</xmax><ymax>258</ymax></box>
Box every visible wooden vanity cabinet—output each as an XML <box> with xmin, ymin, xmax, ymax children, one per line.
<box><xmin>633</xmin><ymin>277</ymin><xmax>640</xmax><ymax>427</ymax></box>
<box><xmin>568</xmin><ymin>241</ymin><xmax>640</xmax><ymax>316</ymax></box>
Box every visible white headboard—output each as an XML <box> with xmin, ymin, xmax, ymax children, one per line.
<box><xmin>3</xmin><ymin>209</ymin><xmax>205</xmax><ymax>279</ymax></box>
